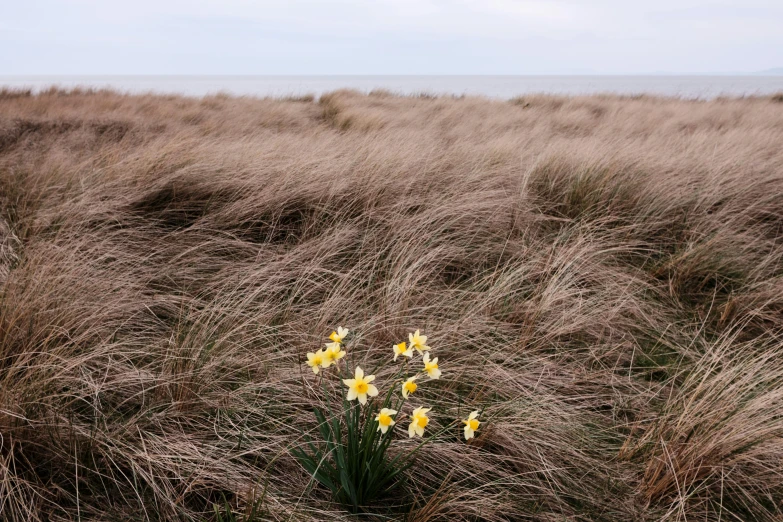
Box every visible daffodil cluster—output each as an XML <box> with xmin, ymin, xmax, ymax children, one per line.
<box><xmin>304</xmin><ymin>327</ymin><xmax>481</xmax><ymax>440</ymax></box>
<box><xmin>295</xmin><ymin>327</ymin><xmax>484</xmax><ymax>513</ymax></box>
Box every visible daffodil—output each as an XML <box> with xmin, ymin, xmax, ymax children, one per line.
<box><xmin>306</xmin><ymin>349</ymin><xmax>325</xmax><ymax>374</ymax></box>
<box><xmin>322</xmin><ymin>342</ymin><xmax>345</xmax><ymax>368</ymax></box>
<box><xmin>408</xmin><ymin>406</ymin><xmax>431</xmax><ymax>438</ymax></box>
<box><xmin>393</xmin><ymin>341</ymin><xmax>413</xmax><ymax>361</ymax></box>
<box><xmin>329</xmin><ymin>326</ymin><xmax>349</xmax><ymax>344</ymax></box>
<box><xmin>463</xmin><ymin>410</ymin><xmax>480</xmax><ymax>440</ymax></box>
<box><xmin>401</xmin><ymin>376</ymin><xmax>418</xmax><ymax>398</ymax></box>
<box><xmin>375</xmin><ymin>408</ymin><xmax>397</xmax><ymax>434</ymax></box>
<box><xmin>408</xmin><ymin>330</ymin><xmax>431</xmax><ymax>354</ymax></box>
<box><xmin>343</xmin><ymin>366</ymin><xmax>379</xmax><ymax>405</ymax></box>
<box><xmin>422</xmin><ymin>352</ymin><xmax>441</xmax><ymax>379</ymax></box>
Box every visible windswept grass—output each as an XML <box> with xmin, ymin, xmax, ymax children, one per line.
<box><xmin>1</xmin><ymin>88</ymin><xmax>782</xmax><ymax>521</ymax></box>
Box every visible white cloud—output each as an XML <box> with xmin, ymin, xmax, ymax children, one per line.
<box><xmin>1</xmin><ymin>0</ymin><xmax>781</xmax><ymax>74</ymax></box>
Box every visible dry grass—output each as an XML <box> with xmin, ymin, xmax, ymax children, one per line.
<box><xmin>1</xmin><ymin>87</ymin><xmax>783</xmax><ymax>521</ymax></box>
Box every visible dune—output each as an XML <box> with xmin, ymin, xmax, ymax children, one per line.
<box><xmin>1</xmin><ymin>87</ymin><xmax>783</xmax><ymax>521</ymax></box>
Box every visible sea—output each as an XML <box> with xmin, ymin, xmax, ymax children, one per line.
<box><xmin>2</xmin><ymin>75</ymin><xmax>783</xmax><ymax>100</ymax></box>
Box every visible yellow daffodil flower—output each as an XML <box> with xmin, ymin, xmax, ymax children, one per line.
<box><xmin>401</xmin><ymin>376</ymin><xmax>418</xmax><ymax>398</ymax></box>
<box><xmin>375</xmin><ymin>408</ymin><xmax>397</xmax><ymax>434</ymax></box>
<box><xmin>422</xmin><ymin>352</ymin><xmax>441</xmax><ymax>379</ymax></box>
<box><xmin>408</xmin><ymin>330</ymin><xmax>431</xmax><ymax>354</ymax></box>
<box><xmin>463</xmin><ymin>410</ymin><xmax>480</xmax><ymax>440</ymax></box>
<box><xmin>329</xmin><ymin>326</ymin><xmax>349</xmax><ymax>344</ymax></box>
<box><xmin>306</xmin><ymin>349</ymin><xmax>325</xmax><ymax>374</ymax></box>
<box><xmin>343</xmin><ymin>366</ymin><xmax>379</xmax><ymax>405</ymax></box>
<box><xmin>408</xmin><ymin>406</ymin><xmax>431</xmax><ymax>438</ymax></box>
<box><xmin>322</xmin><ymin>342</ymin><xmax>345</xmax><ymax>368</ymax></box>
<box><xmin>393</xmin><ymin>341</ymin><xmax>413</xmax><ymax>361</ymax></box>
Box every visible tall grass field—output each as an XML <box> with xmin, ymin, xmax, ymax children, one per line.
<box><xmin>1</xmin><ymin>87</ymin><xmax>783</xmax><ymax>521</ymax></box>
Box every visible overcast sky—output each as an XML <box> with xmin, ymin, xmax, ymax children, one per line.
<box><xmin>2</xmin><ymin>0</ymin><xmax>782</xmax><ymax>75</ymax></box>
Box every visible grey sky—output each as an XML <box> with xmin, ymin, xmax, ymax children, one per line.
<box><xmin>2</xmin><ymin>0</ymin><xmax>782</xmax><ymax>75</ymax></box>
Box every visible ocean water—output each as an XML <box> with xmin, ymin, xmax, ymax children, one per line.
<box><xmin>2</xmin><ymin>75</ymin><xmax>783</xmax><ymax>99</ymax></box>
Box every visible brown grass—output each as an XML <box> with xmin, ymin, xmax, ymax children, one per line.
<box><xmin>1</xmin><ymin>87</ymin><xmax>783</xmax><ymax>521</ymax></box>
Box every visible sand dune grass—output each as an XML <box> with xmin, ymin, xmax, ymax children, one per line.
<box><xmin>1</xmin><ymin>88</ymin><xmax>783</xmax><ymax>520</ymax></box>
